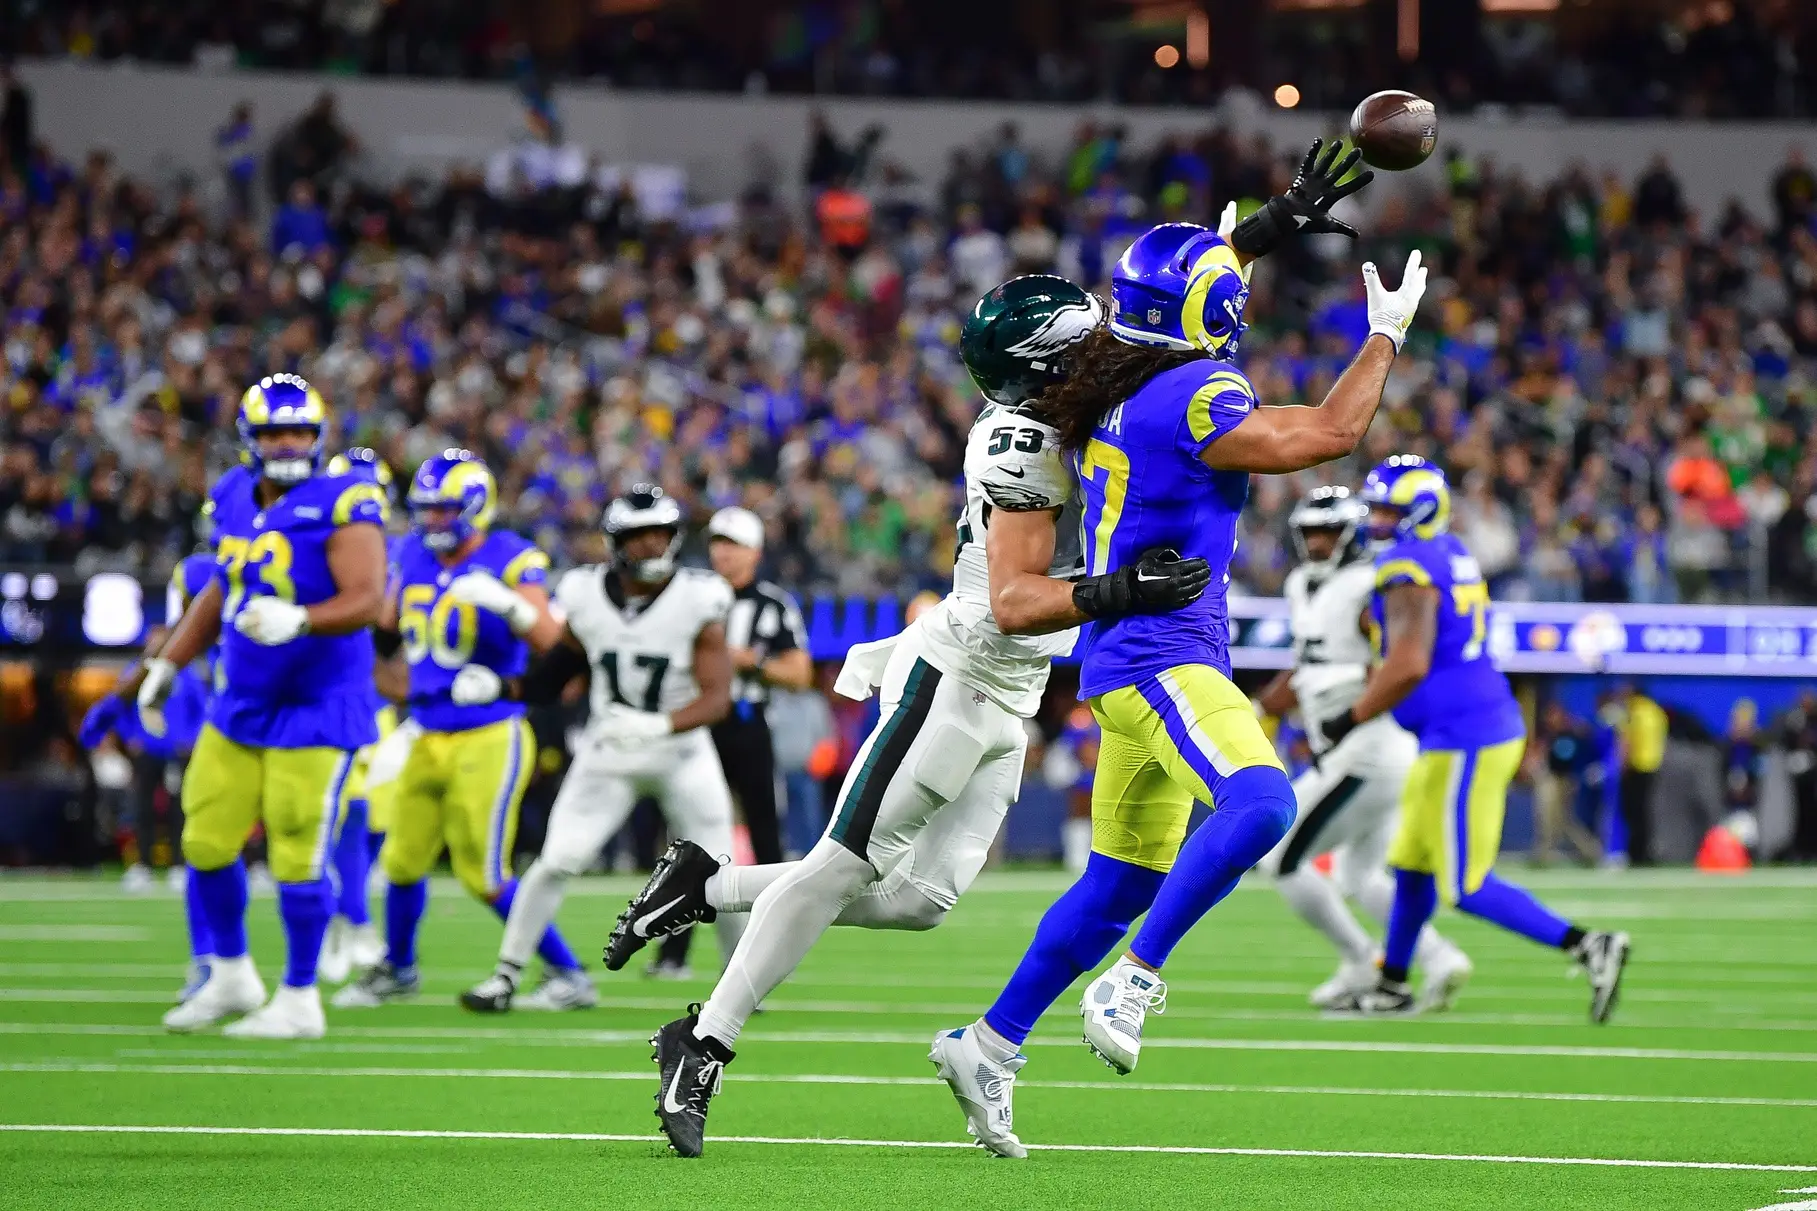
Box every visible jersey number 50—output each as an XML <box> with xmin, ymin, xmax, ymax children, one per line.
<box><xmin>398</xmin><ymin>584</ymin><xmax>478</xmax><ymax>668</ymax></box>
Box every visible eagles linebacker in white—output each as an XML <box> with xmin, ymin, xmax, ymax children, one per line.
<box><xmin>611</xmin><ymin>275</ymin><xmax>1213</xmax><ymax>1158</ymax></box>
<box><xmin>451</xmin><ymin>484</ymin><xmax>743</xmax><ymax>1012</ymax></box>
<box><xmin>1255</xmin><ymin>486</ymin><xmax>1472</xmax><ymax>1009</ymax></box>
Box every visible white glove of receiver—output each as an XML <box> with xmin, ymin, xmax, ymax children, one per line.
<box><xmin>446</xmin><ymin>570</ymin><xmax>539</xmax><ymax>636</ymax></box>
<box><xmin>233</xmin><ymin>596</ymin><xmax>311</xmax><ymax>646</ymax></box>
<box><xmin>450</xmin><ymin>664</ymin><xmax>504</xmax><ymax>706</ymax></box>
<box><xmin>1362</xmin><ymin>249</ymin><xmax>1427</xmax><ymax>353</ymax></box>
<box><xmin>1216</xmin><ymin>200</ymin><xmax>1254</xmax><ymax>285</ymax></box>
<box><xmin>594</xmin><ymin>702</ymin><xmax>674</xmax><ymax>743</ymax></box>
<box><xmin>136</xmin><ymin>656</ymin><xmax>178</xmax><ymax>738</ymax></box>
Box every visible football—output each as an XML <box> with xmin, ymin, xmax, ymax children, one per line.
<box><xmin>1348</xmin><ymin>90</ymin><xmax>1439</xmax><ymax>171</ymax></box>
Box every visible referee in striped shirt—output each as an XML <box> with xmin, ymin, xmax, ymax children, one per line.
<box><xmin>651</xmin><ymin>506</ymin><xmax>813</xmax><ymax>975</ymax></box>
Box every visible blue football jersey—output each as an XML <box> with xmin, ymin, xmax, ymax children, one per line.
<box><xmin>1074</xmin><ymin>359</ymin><xmax>1255</xmax><ymax>700</ymax></box>
<box><xmin>207</xmin><ymin>464</ymin><xmax>388</xmax><ymax>750</ymax></box>
<box><xmin>1370</xmin><ymin>532</ymin><xmax>1524</xmax><ymax>749</ymax></box>
<box><xmin>393</xmin><ymin>531</ymin><xmax>547</xmax><ymax>733</ymax></box>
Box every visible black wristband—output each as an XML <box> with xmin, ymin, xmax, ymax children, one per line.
<box><xmin>1230</xmin><ymin>198</ymin><xmax>1285</xmax><ymax>258</ymax></box>
<box><xmin>1321</xmin><ymin>711</ymin><xmax>1360</xmax><ymax>748</ymax></box>
<box><xmin>372</xmin><ymin>627</ymin><xmax>402</xmax><ymax>659</ymax></box>
<box><xmin>1071</xmin><ymin>574</ymin><xmax>1129</xmax><ymax>621</ymax></box>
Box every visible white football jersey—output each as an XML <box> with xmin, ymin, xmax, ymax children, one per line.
<box><xmin>1285</xmin><ymin>558</ymin><xmax>1377</xmax><ymax>742</ymax></box>
<box><xmin>556</xmin><ymin>565</ymin><xmax>734</xmax><ymax>724</ymax></box>
<box><xmin>915</xmin><ymin>402</ymin><xmax>1081</xmax><ymax>719</ymax></box>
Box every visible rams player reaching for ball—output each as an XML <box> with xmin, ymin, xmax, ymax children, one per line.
<box><xmin>131</xmin><ymin>375</ymin><xmax>390</xmax><ymax>1040</ymax></box>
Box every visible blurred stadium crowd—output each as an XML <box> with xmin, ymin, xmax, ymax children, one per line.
<box><xmin>10</xmin><ymin>0</ymin><xmax>1817</xmax><ymax>119</ymax></box>
<box><xmin>3</xmin><ymin>77</ymin><xmax>1817</xmax><ymax>604</ymax></box>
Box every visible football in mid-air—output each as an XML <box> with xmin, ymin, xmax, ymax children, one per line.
<box><xmin>1348</xmin><ymin>90</ymin><xmax>1438</xmax><ymax>171</ymax></box>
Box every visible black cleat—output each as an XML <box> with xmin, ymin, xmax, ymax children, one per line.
<box><xmin>1572</xmin><ymin>930</ymin><xmax>1631</xmax><ymax>1024</ymax></box>
<box><xmin>458</xmin><ymin>972</ymin><xmax>516</xmax><ymax>1014</ymax></box>
<box><xmin>1325</xmin><ymin>978</ymin><xmax>1418</xmax><ymax>1017</ymax></box>
<box><xmin>651</xmin><ymin>1006</ymin><xmax>731</xmax><ymax>1158</ymax></box>
<box><xmin>605</xmin><ymin>840</ymin><xmax>721</xmax><ymax>971</ymax></box>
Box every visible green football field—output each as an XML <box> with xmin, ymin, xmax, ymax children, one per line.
<box><xmin>1</xmin><ymin>867</ymin><xmax>1814</xmax><ymax>1211</ymax></box>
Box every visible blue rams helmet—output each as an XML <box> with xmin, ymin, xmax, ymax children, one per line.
<box><xmin>1108</xmin><ymin>222</ymin><xmax>1249</xmax><ymax>359</ymax></box>
<box><xmin>238</xmin><ymin>374</ymin><xmax>328</xmax><ymax>485</ymax></box>
<box><xmin>1360</xmin><ymin>454</ymin><xmax>1452</xmax><ymax>541</ymax></box>
<box><xmin>328</xmin><ymin>446</ymin><xmax>398</xmax><ymax>506</ymax></box>
<box><xmin>408</xmin><ymin>448</ymin><xmax>496</xmax><ymax>551</ymax></box>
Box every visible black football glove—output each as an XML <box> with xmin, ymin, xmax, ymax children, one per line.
<box><xmin>1230</xmin><ymin>138</ymin><xmax>1375</xmax><ymax>259</ymax></box>
<box><xmin>1073</xmin><ymin>548</ymin><xmax>1213</xmax><ymax>621</ymax></box>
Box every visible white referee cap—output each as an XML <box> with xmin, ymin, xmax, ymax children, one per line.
<box><xmin>706</xmin><ymin>506</ymin><xmax>765</xmax><ymax>551</ymax></box>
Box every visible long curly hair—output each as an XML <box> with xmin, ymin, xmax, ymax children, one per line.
<box><xmin>1038</xmin><ymin>326</ymin><xmax>1205</xmax><ymax>450</ymax></box>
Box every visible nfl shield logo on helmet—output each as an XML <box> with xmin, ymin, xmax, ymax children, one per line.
<box><xmin>1146</xmin><ymin>308</ymin><xmax>1162</xmax><ymax>325</ymax></box>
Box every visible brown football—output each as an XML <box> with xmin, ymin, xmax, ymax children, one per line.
<box><xmin>1348</xmin><ymin>90</ymin><xmax>1438</xmax><ymax>171</ymax></box>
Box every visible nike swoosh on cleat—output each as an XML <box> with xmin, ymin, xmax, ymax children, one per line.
<box><xmin>634</xmin><ymin>896</ymin><xmax>687</xmax><ymax>938</ymax></box>
<box><xmin>1292</xmin><ymin>213</ymin><xmax>1311</xmax><ymax>228</ymax></box>
<box><xmin>663</xmin><ymin>1065</ymin><xmax>691</xmax><ymax>1116</ymax></box>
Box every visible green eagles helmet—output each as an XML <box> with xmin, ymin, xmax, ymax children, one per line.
<box><xmin>960</xmin><ymin>274</ymin><xmax>1105</xmax><ymax>407</ymax></box>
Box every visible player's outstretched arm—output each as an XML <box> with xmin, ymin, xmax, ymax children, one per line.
<box><xmin>988</xmin><ymin>507</ymin><xmax>1212</xmax><ymax>636</ymax></box>
<box><xmin>1323</xmin><ymin>583</ymin><xmax>1435</xmax><ymax>747</ymax></box>
<box><xmin>310</xmin><ymin>523</ymin><xmax>389</xmax><ymax>635</ymax></box>
<box><xmin>116</xmin><ymin>579</ymin><xmax>223</xmax><ymax>703</ymax></box>
<box><xmin>1202</xmin><ymin>251</ymin><xmax>1426</xmax><ymax>476</ymax></box>
<box><xmin>446</xmin><ymin>569</ymin><xmax>566</xmax><ymax>652</ymax></box>
<box><xmin>668</xmin><ymin>620</ymin><xmax>733</xmax><ymax>734</ymax></box>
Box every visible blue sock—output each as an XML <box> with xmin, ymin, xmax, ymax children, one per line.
<box><xmin>192</xmin><ymin>862</ymin><xmax>250</xmax><ymax>959</ymax></box>
<box><xmin>184</xmin><ymin>863</ymin><xmax>217</xmax><ymax>959</ymax></box>
<box><xmin>332</xmin><ymin>798</ymin><xmax>371</xmax><ymax>926</ymax></box>
<box><xmin>277</xmin><ymin>879</ymin><xmax>332</xmax><ymax>988</ymax></box>
<box><xmin>1128</xmin><ymin>765</ymin><xmax>1296</xmax><ymax>969</ymax></box>
<box><xmin>491</xmin><ymin>879</ymin><xmax>583</xmax><ymax>972</ymax></box>
<box><xmin>386</xmin><ymin>879</ymin><xmax>428</xmax><ymax>970</ymax></box>
<box><xmin>1382</xmin><ymin>868</ymin><xmax>1438</xmax><ymax>978</ymax></box>
<box><xmin>983</xmin><ymin>852</ymin><xmax>1166</xmax><ymax>1046</ymax></box>
<box><xmin>366</xmin><ymin>829</ymin><xmax>385</xmax><ymax>865</ymax></box>
<box><xmin>1456</xmin><ymin>872</ymin><xmax>1574</xmax><ymax>949</ymax></box>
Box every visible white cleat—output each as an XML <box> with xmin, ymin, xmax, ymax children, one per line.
<box><xmin>162</xmin><ymin>956</ymin><xmax>266</xmax><ymax>1032</ymax></box>
<box><xmin>248</xmin><ymin>863</ymin><xmax>276</xmax><ymax>895</ymax></box>
<box><xmin>516</xmin><ymin>968</ymin><xmax>599</xmax><ymax>1011</ymax></box>
<box><xmin>1419</xmin><ymin>946</ymin><xmax>1475</xmax><ymax>1012</ymax></box>
<box><xmin>344</xmin><ymin>922</ymin><xmax>386</xmax><ymax>973</ymax></box>
<box><xmin>1080</xmin><ymin>957</ymin><xmax>1166</xmax><ymax>1075</ymax></box>
<box><xmin>317</xmin><ymin>918</ymin><xmax>352</xmax><ymax>986</ymax></box>
<box><xmin>121</xmin><ymin>864</ymin><xmax>156</xmax><ymax>893</ymax></box>
<box><xmin>223</xmin><ymin>984</ymin><xmax>326</xmax><ymax>1040</ymax></box>
<box><xmin>929</xmin><ymin>1026</ymin><xmax>1028</xmax><ymax>1159</ymax></box>
<box><xmin>1309</xmin><ymin>955</ymin><xmax>1382</xmax><ymax>1009</ymax></box>
<box><xmin>175</xmin><ymin>958</ymin><xmax>213</xmax><ymax>1005</ymax></box>
<box><xmin>165</xmin><ymin>865</ymin><xmax>188</xmax><ymax>894</ymax></box>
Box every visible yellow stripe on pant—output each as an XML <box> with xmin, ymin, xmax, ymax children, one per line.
<box><xmin>1087</xmin><ymin>664</ymin><xmax>1283</xmax><ymax>873</ymax></box>
<box><xmin>1386</xmin><ymin>736</ymin><xmax>1526</xmax><ymax>905</ymax></box>
<box><xmin>180</xmin><ymin>724</ymin><xmax>356</xmax><ymax>882</ymax></box>
<box><xmin>379</xmin><ymin>716</ymin><xmax>534</xmax><ymax>899</ymax></box>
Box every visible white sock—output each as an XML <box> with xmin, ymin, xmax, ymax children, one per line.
<box><xmin>212</xmin><ymin>954</ymin><xmax>255</xmax><ymax>980</ymax></box>
<box><xmin>1277</xmin><ymin>868</ymin><xmax>1377</xmax><ymax>964</ymax></box>
<box><xmin>970</xmin><ymin>1017</ymin><xmax>1019</xmax><ymax>1063</ymax></box>
<box><xmin>694</xmin><ymin>840</ymin><xmax>875</xmax><ymax>1049</ymax></box>
<box><xmin>705</xmin><ymin>862</ymin><xmax>797</xmax><ymax>914</ymax></box>
<box><xmin>1351</xmin><ymin>868</ymin><xmax>1453</xmax><ymax>967</ymax></box>
<box><xmin>1063</xmin><ymin>818</ymin><xmax>1092</xmax><ymax>874</ymax></box>
<box><xmin>498</xmin><ymin>858</ymin><xmax>566</xmax><ymax>969</ymax></box>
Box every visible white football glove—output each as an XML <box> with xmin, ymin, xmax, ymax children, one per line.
<box><xmin>594</xmin><ymin>702</ymin><xmax>674</xmax><ymax>743</ymax></box>
<box><xmin>136</xmin><ymin>657</ymin><xmax>178</xmax><ymax>738</ymax></box>
<box><xmin>234</xmin><ymin>596</ymin><xmax>311</xmax><ymax>645</ymax></box>
<box><xmin>446</xmin><ymin>570</ymin><xmax>539</xmax><ymax>636</ymax></box>
<box><xmin>1362</xmin><ymin>249</ymin><xmax>1427</xmax><ymax>353</ymax></box>
<box><xmin>450</xmin><ymin>665</ymin><xmax>504</xmax><ymax>706</ymax></box>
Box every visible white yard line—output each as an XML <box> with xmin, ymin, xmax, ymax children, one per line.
<box><xmin>5</xmin><ymin>987</ymin><xmax>1814</xmax><ymax>1032</ymax></box>
<box><xmin>0</xmin><ymin>1122</ymin><xmax>1812</xmax><ymax>1172</ymax></box>
<box><xmin>1</xmin><ymin>1019</ymin><xmax>1814</xmax><ymax>1062</ymax></box>
<box><xmin>8</xmin><ymin>1059</ymin><xmax>1817</xmax><ymax>1113</ymax></box>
